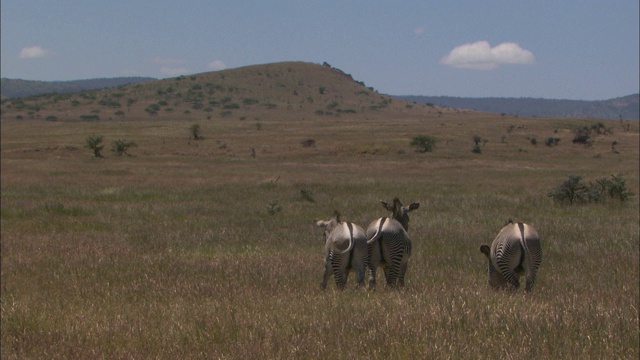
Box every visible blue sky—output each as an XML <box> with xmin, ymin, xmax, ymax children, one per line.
<box><xmin>1</xmin><ymin>0</ymin><xmax>638</xmax><ymax>100</ymax></box>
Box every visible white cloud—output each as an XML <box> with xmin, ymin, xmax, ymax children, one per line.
<box><xmin>414</xmin><ymin>26</ymin><xmax>426</xmax><ymax>35</ymax></box>
<box><xmin>19</xmin><ymin>46</ymin><xmax>50</xmax><ymax>59</ymax></box>
<box><xmin>207</xmin><ymin>60</ymin><xmax>226</xmax><ymax>71</ymax></box>
<box><xmin>440</xmin><ymin>41</ymin><xmax>535</xmax><ymax>70</ymax></box>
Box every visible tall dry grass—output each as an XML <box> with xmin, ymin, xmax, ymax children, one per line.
<box><xmin>2</xmin><ymin>114</ymin><xmax>638</xmax><ymax>359</ymax></box>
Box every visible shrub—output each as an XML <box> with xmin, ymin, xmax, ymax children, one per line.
<box><xmin>472</xmin><ymin>145</ymin><xmax>482</xmax><ymax>154</ymax></box>
<box><xmin>548</xmin><ymin>174</ymin><xmax>634</xmax><ymax>204</ymax></box>
<box><xmin>572</xmin><ymin>126</ymin><xmax>592</xmax><ymax>146</ymax></box>
<box><xmin>85</xmin><ymin>135</ymin><xmax>105</xmax><ymax>158</ymax></box>
<box><xmin>545</xmin><ymin>137</ymin><xmax>561</xmax><ymax>147</ymax></box>
<box><xmin>98</xmin><ymin>98</ymin><xmax>121</xmax><ymax>107</ymax></box>
<box><xmin>190</xmin><ymin>124</ymin><xmax>202</xmax><ymax>140</ymax></box>
<box><xmin>145</xmin><ymin>104</ymin><xmax>160</xmax><ymax>115</ymax></box>
<box><xmin>242</xmin><ymin>98</ymin><xmax>259</xmax><ymax>106</ymax></box>
<box><xmin>410</xmin><ymin>135</ymin><xmax>437</xmax><ymax>153</ymax></box>
<box><xmin>267</xmin><ymin>200</ymin><xmax>282</xmax><ymax>215</ymax></box>
<box><xmin>111</xmin><ymin>139</ymin><xmax>137</xmax><ymax>156</ymax></box>
<box><xmin>301</xmin><ymin>139</ymin><xmax>316</xmax><ymax>148</ymax></box>
<box><xmin>592</xmin><ymin>174</ymin><xmax>634</xmax><ymax>202</ymax></box>
<box><xmin>299</xmin><ymin>188</ymin><xmax>316</xmax><ymax>203</ymax></box>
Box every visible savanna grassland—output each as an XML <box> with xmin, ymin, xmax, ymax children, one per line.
<box><xmin>1</xmin><ymin>62</ymin><xmax>639</xmax><ymax>359</ymax></box>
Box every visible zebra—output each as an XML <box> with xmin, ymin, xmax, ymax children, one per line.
<box><xmin>366</xmin><ymin>198</ymin><xmax>420</xmax><ymax>289</ymax></box>
<box><xmin>316</xmin><ymin>211</ymin><xmax>368</xmax><ymax>290</ymax></box>
<box><xmin>480</xmin><ymin>220</ymin><xmax>542</xmax><ymax>291</ymax></box>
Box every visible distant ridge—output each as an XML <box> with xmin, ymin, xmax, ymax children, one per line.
<box><xmin>397</xmin><ymin>94</ymin><xmax>639</xmax><ymax>120</ymax></box>
<box><xmin>1</xmin><ymin>77</ymin><xmax>157</xmax><ymax>99</ymax></box>
<box><xmin>2</xmin><ymin>62</ymin><xmax>637</xmax><ymax>121</ymax></box>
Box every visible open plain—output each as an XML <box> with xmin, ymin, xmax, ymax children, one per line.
<box><xmin>1</xmin><ymin>62</ymin><xmax>638</xmax><ymax>358</ymax></box>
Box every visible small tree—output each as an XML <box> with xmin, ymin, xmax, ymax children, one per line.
<box><xmin>190</xmin><ymin>124</ymin><xmax>202</xmax><ymax>140</ymax></box>
<box><xmin>472</xmin><ymin>135</ymin><xmax>482</xmax><ymax>146</ymax></box>
<box><xmin>547</xmin><ymin>175</ymin><xmax>589</xmax><ymax>204</ymax></box>
<box><xmin>85</xmin><ymin>135</ymin><xmax>105</xmax><ymax>158</ymax></box>
<box><xmin>111</xmin><ymin>139</ymin><xmax>137</xmax><ymax>156</ymax></box>
<box><xmin>410</xmin><ymin>135</ymin><xmax>437</xmax><ymax>153</ymax></box>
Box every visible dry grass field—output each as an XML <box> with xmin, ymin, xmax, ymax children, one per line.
<box><xmin>2</xmin><ymin>62</ymin><xmax>639</xmax><ymax>358</ymax></box>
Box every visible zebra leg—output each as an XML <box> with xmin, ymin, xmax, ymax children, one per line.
<box><xmin>321</xmin><ymin>254</ymin><xmax>331</xmax><ymax>290</ymax></box>
<box><xmin>398</xmin><ymin>262</ymin><xmax>408</xmax><ymax>288</ymax></box>
<box><xmin>354</xmin><ymin>267</ymin><xmax>365</xmax><ymax>289</ymax></box>
<box><xmin>524</xmin><ymin>258</ymin><xmax>538</xmax><ymax>291</ymax></box>
<box><xmin>368</xmin><ymin>265</ymin><xmax>377</xmax><ymax>289</ymax></box>
<box><xmin>501</xmin><ymin>268</ymin><xmax>521</xmax><ymax>289</ymax></box>
<box><xmin>383</xmin><ymin>265</ymin><xmax>394</xmax><ymax>288</ymax></box>
<box><xmin>333</xmin><ymin>262</ymin><xmax>347</xmax><ymax>290</ymax></box>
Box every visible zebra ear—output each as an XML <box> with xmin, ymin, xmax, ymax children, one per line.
<box><xmin>316</xmin><ymin>220</ymin><xmax>329</xmax><ymax>228</ymax></box>
<box><xmin>381</xmin><ymin>200</ymin><xmax>393</xmax><ymax>211</ymax></box>
<box><xmin>408</xmin><ymin>202</ymin><xmax>420</xmax><ymax>211</ymax></box>
<box><xmin>480</xmin><ymin>245</ymin><xmax>491</xmax><ymax>258</ymax></box>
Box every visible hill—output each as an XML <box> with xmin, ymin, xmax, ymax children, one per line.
<box><xmin>397</xmin><ymin>94</ymin><xmax>640</xmax><ymax>120</ymax></box>
<box><xmin>0</xmin><ymin>62</ymin><xmax>441</xmax><ymax>122</ymax></box>
<box><xmin>0</xmin><ymin>77</ymin><xmax>156</xmax><ymax>99</ymax></box>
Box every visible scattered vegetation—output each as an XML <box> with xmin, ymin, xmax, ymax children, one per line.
<box><xmin>547</xmin><ymin>174</ymin><xmax>634</xmax><ymax>204</ymax></box>
<box><xmin>1</xmin><ymin>62</ymin><xmax>638</xmax><ymax>360</ymax></box>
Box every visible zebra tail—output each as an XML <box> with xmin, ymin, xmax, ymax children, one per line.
<box><xmin>367</xmin><ymin>217</ymin><xmax>387</xmax><ymax>244</ymax></box>
<box><xmin>338</xmin><ymin>222</ymin><xmax>355</xmax><ymax>254</ymax></box>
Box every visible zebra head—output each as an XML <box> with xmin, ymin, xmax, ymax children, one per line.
<box><xmin>316</xmin><ymin>210</ymin><xmax>342</xmax><ymax>239</ymax></box>
<box><xmin>316</xmin><ymin>210</ymin><xmax>353</xmax><ymax>254</ymax></box>
<box><xmin>381</xmin><ymin>197</ymin><xmax>420</xmax><ymax>232</ymax></box>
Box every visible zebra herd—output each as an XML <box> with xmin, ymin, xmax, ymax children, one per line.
<box><xmin>316</xmin><ymin>197</ymin><xmax>543</xmax><ymax>292</ymax></box>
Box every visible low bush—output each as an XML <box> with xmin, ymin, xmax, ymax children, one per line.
<box><xmin>548</xmin><ymin>174</ymin><xmax>634</xmax><ymax>204</ymax></box>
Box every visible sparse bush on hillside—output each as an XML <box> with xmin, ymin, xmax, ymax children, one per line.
<box><xmin>242</xmin><ymin>98</ymin><xmax>259</xmax><ymax>106</ymax></box>
<box><xmin>472</xmin><ymin>145</ymin><xmax>482</xmax><ymax>154</ymax></box>
<box><xmin>111</xmin><ymin>139</ymin><xmax>137</xmax><ymax>156</ymax></box>
<box><xmin>548</xmin><ymin>174</ymin><xmax>634</xmax><ymax>204</ymax></box>
<box><xmin>145</xmin><ymin>103</ymin><xmax>160</xmax><ymax>115</ymax></box>
<box><xmin>80</xmin><ymin>114</ymin><xmax>100</xmax><ymax>121</ymax></box>
<box><xmin>85</xmin><ymin>135</ymin><xmax>105</xmax><ymax>158</ymax></box>
<box><xmin>545</xmin><ymin>137</ymin><xmax>561</xmax><ymax>147</ymax></box>
<box><xmin>410</xmin><ymin>135</ymin><xmax>437</xmax><ymax>153</ymax></box>
<box><xmin>98</xmin><ymin>98</ymin><xmax>121</xmax><ymax>107</ymax></box>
